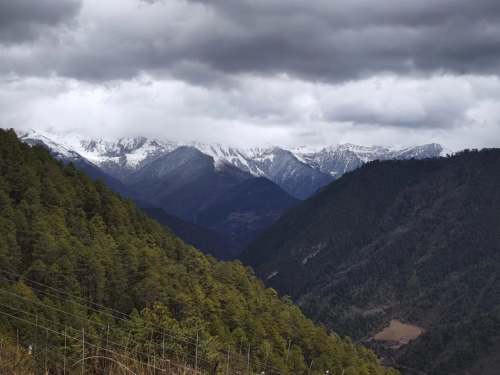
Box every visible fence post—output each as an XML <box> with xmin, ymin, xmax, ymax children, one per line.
<box><xmin>81</xmin><ymin>328</ymin><xmax>85</xmax><ymax>375</ymax></box>
<box><xmin>247</xmin><ymin>345</ymin><xmax>250</xmax><ymax>375</ymax></box>
<box><xmin>63</xmin><ymin>326</ymin><xmax>67</xmax><ymax>375</ymax></box>
<box><xmin>162</xmin><ymin>330</ymin><xmax>165</xmax><ymax>368</ymax></box>
<box><xmin>45</xmin><ymin>328</ymin><xmax>48</xmax><ymax>373</ymax></box>
<box><xmin>308</xmin><ymin>359</ymin><xmax>314</xmax><ymax>375</ymax></box>
<box><xmin>35</xmin><ymin>315</ymin><xmax>38</xmax><ymax>367</ymax></box>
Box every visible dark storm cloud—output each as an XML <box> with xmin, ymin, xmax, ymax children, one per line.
<box><xmin>181</xmin><ymin>0</ymin><xmax>500</xmax><ymax>82</ymax></box>
<box><xmin>0</xmin><ymin>0</ymin><xmax>82</xmax><ymax>44</ymax></box>
<box><xmin>2</xmin><ymin>0</ymin><xmax>500</xmax><ymax>83</ymax></box>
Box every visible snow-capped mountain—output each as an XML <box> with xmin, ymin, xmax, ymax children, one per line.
<box><xmin>294</xmin><ymin>143</ymin><xmax>447</xmax><ymax>179</ymax></box>
<box><xmin>17</xmin><ymin>129</ymin><xmax>446</xmax><ymax>199</ymax></box>
<box><xmin>19</xmin><ymin>129</ymin><xmax>88</xmax><ymax>163</ymax></box>
<box><xmin>193</xmin><ymin>145</ymin><xmax>332</xmax><ymax>198</ymax></box>
<box><xmin>20</xmin><ymin>130</ymin><xmax>179</xmax><ymax>180</ymax></box>
<box><xmin>18</xmin><ymin>129</ymin><xmax>137</xmax><ymax>199</ymax></box>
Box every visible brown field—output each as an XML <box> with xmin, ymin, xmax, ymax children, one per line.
<box><xmin>373</xmin><ymin>319</ymin><xmax>424</xmax><ymax>344</ymax></box>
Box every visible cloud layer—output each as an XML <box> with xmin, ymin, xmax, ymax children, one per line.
<box><xmin>0</xmin><ymin>0</ymin><xmax>499</xmax><ymax>149</ymax></box>
<box><xmin>0</xmin><ymin>0</ymin><xmax>81</xmax><ymax>44</ymax></box>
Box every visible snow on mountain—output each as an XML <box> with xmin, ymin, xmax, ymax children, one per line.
<box><xmin>292</xmin><ymin>143</ymin><xmax>445</xmax><ymax>178</ymax></box>
<box><xmin>16</xmin><ymin>129</ymin><xmax>446</xmax><ymax>199</ymax></box>
<box><xmin>18</xmin><ymin>129</ymin><xmax>89</xmax><ymax>163</ymax></box>
<box><xmin>77</xmin><ymin>137</ymin><xmax>179</xmax><ymax>168</ymax></box>
<box><xmin>19</xmin><ymin>130</ymin><xmax>180</xmax><ymax>180</ymax></box>
<box><xmin>189</xmin><ymin>144</ymin><xmax>332</xmax><ymax>198</ymax></box>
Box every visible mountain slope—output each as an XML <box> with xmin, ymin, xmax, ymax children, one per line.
<box><xmin>242</xmin><ymin>149</ymin><xmax>500</xmax><ymax>374</ymax></box>
<box><xmin>140</xmin><ymin>206</ymin><xmax>232</xmax><ymax>259</ymax></box>
<box><xmin>126</xmin><ymin>146</ymin><xmax>254</xmax><ymax>221</ymax></box>
<box><xmin>128</xmin><ymin>147</ymin><xmax>299</xmax><ymax>256</ymax></box>
<box><xmin>0</xmin><ymin>129</ymin><xmax>396</xmax><ymax>374</ymax></box>
<box><xmin>197</xmin><ymin>177</ymin><xmax>299</xmax><ymax>255</ymax></box>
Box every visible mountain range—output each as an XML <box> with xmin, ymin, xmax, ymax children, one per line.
<box><xmin>242</xmin><ymin>149</ymin><xmax>500</xmax><ymax>375</ymax></box>
<box><xmin>18</xmin><ymin>129</ymin><xmax>446</xmax><ymax>258</ymax></box>
<box><xmin>20</xmin><ymin>129</ymin><xmax>447</xmax><ymax>199</ymax></box>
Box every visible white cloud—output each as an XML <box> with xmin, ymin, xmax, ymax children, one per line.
<box><xmin>1</xmin><ymin>73</ymin><xmax>499</xmax><ymax>150</ymax></box>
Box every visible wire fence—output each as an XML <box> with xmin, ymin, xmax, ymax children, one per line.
<box><xmin>0</xmin><ymin>268</ymin><xmax>291</xmax><ymax>374</ymax></box>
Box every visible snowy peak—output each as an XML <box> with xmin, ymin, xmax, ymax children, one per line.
<box><xmin>18</xmin><ymin>129</ymin><xmax>87</xmax><ymax>163</ymax></box>
<box><xmin>190</xmin><ymin>143</ymin><xmax>256</xmax><ymax>172</ymax></box>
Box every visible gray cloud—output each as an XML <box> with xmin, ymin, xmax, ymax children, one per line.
<box><xmin>2</xmin><ymin>73</ymin><xmax>499</xmax><ymax>151</ymax></box>
<box><xmin>1</xmin><ymin>0</ymin><xmax>500</xmax><ymax>83</ymax></box>
<box><xmin>0</xmin><ymin>0</ymin><xmax>82</xmax><ymax>44</ymax></box>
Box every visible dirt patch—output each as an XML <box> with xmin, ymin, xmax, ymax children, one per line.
<box><xmin>373</xmin><ymin>319</ymin><xmax>424</xmax><ymax>347</ymax></box>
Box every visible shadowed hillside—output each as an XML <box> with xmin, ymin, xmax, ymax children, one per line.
<box><xmin>243</xmin><ymin>149</ymin><xmax>500</xmax><ymax>374</ymax></box>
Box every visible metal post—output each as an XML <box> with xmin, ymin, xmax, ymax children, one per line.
<box><xmin>81</xmin><ymin>328</ymin><xmax>85</xmax><ymax>375</ymax></box>
<box><xmin>63</xmin><ymin>326</ymin><xmax>67</xmax><ymax>375</ymax></box>
<box><xmin>308</xmin><ymin>359</ymin><xmax>314</xmax><ymax>374</ymax></box>
<box><xmin>106</xmin><ymin>324</ymin><xmax>110</xmax><ymax>348</ymax></box>
<box><xmin>45</xmin><ymin>328</ymin><xmax>48</xmax><ymax>373</ymax></box>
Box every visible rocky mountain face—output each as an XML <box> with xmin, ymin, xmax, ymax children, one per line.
<box><xmin>241</xmin><ymin>149</ymin><xmax>500</xmax><ymax>375</ymax></box>
<box><xmin>17</xmin><ymin>129</ymin><xmax>444</xmax><ymax>258</ymax></box>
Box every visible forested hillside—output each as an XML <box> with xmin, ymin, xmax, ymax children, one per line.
<box><xmin>0</xmin><ymin>129</ymin><xmax>395</xmax><ymax>374</ymax></box>
<box><xmin>242</xmin><ymin>149</ymin><xmax>500</xmax><ymax>374</ymax></box>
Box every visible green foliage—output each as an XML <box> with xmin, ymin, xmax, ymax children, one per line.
<box><xmin>0</xmin><ymin>129</ymin><xmax>393</xmax><ymax>374</ymax></box>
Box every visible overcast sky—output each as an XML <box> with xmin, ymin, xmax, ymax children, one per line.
<box><xmin>1</xmin><ymin>0</ymin><xmax>500</xmax><ymax>149</ymax></box>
